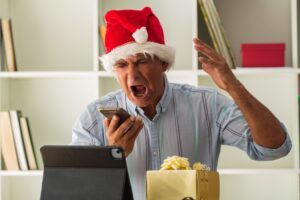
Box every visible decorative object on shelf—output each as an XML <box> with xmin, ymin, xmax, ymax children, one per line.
<box><xmin>1</xmin><ymin>18</ymin><xmax>17</xmax><ymax>71</ymax></box>
<box><xmin>241</xmin><ymin>43</ymin><xmax>285</xmax><ymax>67</ymax></box>
<box><xmin>198</xmin><ymin>0</ymin><xmax>236</xmax><ymax>69</ymax></box>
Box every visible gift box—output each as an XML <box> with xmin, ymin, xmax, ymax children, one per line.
<box><xmin>146</xmin><ymin>170</ymin><xmax>219</xmax><ymax>200</ymax></box>
<box><xmin>241</xmin><ymin>43</ymin><xmax>285</xmax><ymax>67</ymax></box>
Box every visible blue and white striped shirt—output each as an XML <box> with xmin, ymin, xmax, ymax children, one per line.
<box><xmin>72</xmin><ymin>76</ymin><xmax>292</xmax><ymax>200</ymax></box>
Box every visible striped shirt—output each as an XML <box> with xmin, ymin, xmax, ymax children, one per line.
<box><xmin>72</xmin><ymin>76</ymin><xmax>292</xmax><ymax>200</ymax></box>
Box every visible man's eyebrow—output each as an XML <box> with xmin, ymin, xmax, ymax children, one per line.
<box><xmin>136</xmin><ymin>54</ymin><xmax>152</xmax><ymax>60</ymax></box>
<box><xmin>115</xmin><ymin>59</ymin><xmax>127</xmax><ymax>64</ymax></box>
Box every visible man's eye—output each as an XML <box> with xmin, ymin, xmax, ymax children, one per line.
<box><xmin>137</xmin><ymin>59</ymin><xmax>149</xmax><ymax>64</ymax></box>
<box><xmin>115</xmin><ymin>63</ymin><xmax>127</xmax><ymax>68</ymax></box>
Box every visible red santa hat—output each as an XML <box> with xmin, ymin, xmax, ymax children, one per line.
<box><xmin>99</xmin><ymin>7</ymin><xmax>175</xmax><ymax>72</ymax></box>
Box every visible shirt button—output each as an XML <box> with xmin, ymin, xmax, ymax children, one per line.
<box><xmin>153</xmin><ymin>151</ymin><xmax>157</xmax><ymax>156</ymax></box>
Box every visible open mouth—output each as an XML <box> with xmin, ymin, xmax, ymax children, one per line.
<box><xmin>130</xmin><ymin>85</ymin><xmax>147</xmax><ymax>98</ymax></box>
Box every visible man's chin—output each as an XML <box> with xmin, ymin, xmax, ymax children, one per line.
<box><xmin>129</xmin><ymin>96</ymin><xmax>150</xmax><ymax>108</ymax></box>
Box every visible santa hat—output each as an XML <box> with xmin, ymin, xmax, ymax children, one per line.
<box><xmin>99</xmin><ymin>7</ymin><xmax>175</xmax><ymax>73</ymax></box>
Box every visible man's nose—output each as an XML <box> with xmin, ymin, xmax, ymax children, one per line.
<box><xmin>127</xmin><ymin>63</ymin><xmax>140</xmax><ymax>79</ymax></box>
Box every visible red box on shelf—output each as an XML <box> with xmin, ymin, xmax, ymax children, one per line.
<box><xmin>241</xmin><ymin>43</ymin><xmax>285</xmax><ymax>67</ymax></box>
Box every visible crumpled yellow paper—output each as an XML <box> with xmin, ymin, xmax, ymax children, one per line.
<box><xmin>160</xmin><ymin>155</ymin><xmax>210</xmax><ymax>171</ymax></box>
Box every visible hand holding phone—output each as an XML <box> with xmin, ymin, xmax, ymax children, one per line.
<box><xmin>100</xmin><ymin>107</ymin><xmax>144</xmax><ymax>157</ymax></box>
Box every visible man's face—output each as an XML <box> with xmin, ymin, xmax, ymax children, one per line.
<box><xmin>114</xmin><ymin>53</ymin><xmax>168</xmax><ymax>111</ymax></box>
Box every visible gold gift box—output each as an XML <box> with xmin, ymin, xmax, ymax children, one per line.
<box><xmin>147</xmin><ymin>170</ymin><xmax>219</xmax><ymax>200</ymax></box>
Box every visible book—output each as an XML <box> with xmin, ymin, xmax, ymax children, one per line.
<box><xmin>198</xmin><ymin>0</ymin><xmax>220</xmax><ymax>54</ymax></box>
<box><xmin>0</xmin><ymin>111</ymin><xmax>20</xmax><ymax>170</ymax></box>
<box><xmin>9</xmin><ymin>110</ymin><xmax>28</xmax><ymax>170</ymax></box>
<box><xmin>207</xmin><ymin>0</ymin><xmax>236</xmax><ymax>68</ymax></box>
<box><xmin>1</xmin><ymin>18</ymin><xmax>17</xmax><ymax>71</ymax></box>
<box><xmin>198</xmin><ymin>0</ymin><xmax>235</xmax><ymax>69</ymax></box>
<box><xmin>99</xmin><ymin>25</ymin><xmax>106</xmax><ymax>47</ymax></box>
<box><xmin>20</xmin><ymin>117</ymin><xmax>38</xmax><ymax>170</ymax></box>
<box><xmin>0</xmin><ymin>19</ymin><xmax>7</xmax><ymax>71</ymax></box>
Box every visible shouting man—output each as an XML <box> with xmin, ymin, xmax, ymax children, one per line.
<box><xmin>72</xmin><ymin>7</ymin><xmax>292</xmax><ymax>200</ymax></box>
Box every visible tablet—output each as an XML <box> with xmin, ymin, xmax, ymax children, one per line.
<box><xmin>40</xmin><ymin>145</ymin><xmax>133</xmax><ymax>200</ymax></box>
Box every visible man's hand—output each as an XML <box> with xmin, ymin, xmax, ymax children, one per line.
<box><xmin>103</xmin><ymin>115</ymin><xmax>144</xmax><ymax>157</ymax></box>
<box><xmin>193</xmin><ymin>37</ymin><xmax>240</xmax><ymax>92</ymax></box>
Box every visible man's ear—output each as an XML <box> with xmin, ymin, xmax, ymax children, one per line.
<box><xmin>161</xmin><ymin>61</ymin><xmax>168</xmax><ymax>72</ymax></box>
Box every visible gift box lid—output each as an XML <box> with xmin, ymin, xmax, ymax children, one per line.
<box><xmin>241</xmin><ymin>43</ymin><xmax>285</xmax><ymax>51</ymax></box>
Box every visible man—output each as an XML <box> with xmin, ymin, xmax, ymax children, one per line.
<box><xmin>72</xmin><ymin>7</ymin><xmax>291</xmax><ymax>199</ymax></box>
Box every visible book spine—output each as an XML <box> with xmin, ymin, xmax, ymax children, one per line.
<box><xmin>99</xmin><ymin>25</ymin><xmax>106</xmax><ymax>47</ymax></box>
<box><xmin>0</xmin><ymin>111</ymin><xmax>20</xmax><ymax>170</ymax></box>
<box><xmin>0</xmin><ymin>18</ymin><xmax>7</xmax><ymax>71</ymax></box>
<box><xmin>198</xmin><ymin>0</ymin><xmax>220</xmax><ymax>54</ymax></box>
<box><xmin>209</xmin><ymin>0</ymin><xmax>236</xmax><ymax>68</ymax></box>
<box><xmin>205</xmin><ymin>0</ymin><xmax>233</xmax><ymax>69</ymax></box>
<box><xmin>20</xmin><ymin>117</ymin><xmax>38</xmax><ymax>170</ymax></box>
<box><xmin>9</xmin><ymin>110</ymin><xmax>28</xmax><ymax>170</ymax></box>
<box><xmin>1</xmin><ymin>19</ymin><xmax>17</xmax><ymax>71</ymax></box>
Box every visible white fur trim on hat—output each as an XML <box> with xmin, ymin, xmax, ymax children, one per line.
<box><xmin>99</xmin><ymin>42</ymin><xmax>175</xmax><ymax>73</ymax></box>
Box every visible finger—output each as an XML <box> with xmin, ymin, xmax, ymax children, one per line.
<box><xmin>123</xmin><ymin>120</ymin><xmax>144</xmax><ymax>150</ymax></box>
<box><xmin>129</xmin><ymin>120</ymin><xmax>144</xmax><ymax>141</ymax></box>
<box><xmin>199</xmin><ymin>57</ymin><xmax>217</xmax><ymax>66</ymax></box>
<box><xmin>124</xmin><ymin>117</ymin><xmax>144</xmax><ymax>141</ymax></box>
<box><xmin>193</xmin><ymin>37</ymin><xmax>211</xmax><ymax>49</ymax></box>
<box><xmin>103</xmin><ymin>118</ymin><xmax>110</xmax><ymax>129</ymax></box>
<box><xmin>114</xmin><ymin>116</ymin><xmax>136</xmax><ymax>140</ymax></box>
<box><xmin>193</xmin><ymin>38</ymin><xmax>220</xmax><ymax>61</ymax></box>
<box><xmin>199</xmin><ymin>57</ymin><xmax>218</xmax><ymax>75</ymax></box>
<box><xmin>194</xmin><ymin>43</ymin><xmax>220</xmax><ymax>61</ymax></box>
<box><xmin>107</xmin><ymin>115</ymin><xmax>120</xmax><ymax>134</ymax></box>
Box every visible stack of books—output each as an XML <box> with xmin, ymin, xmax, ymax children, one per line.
<box><xmin>198</xmin><ymin>0</ymin><xmax>236</xmax><ymax>69</ymax></box>
<box><xmin>0</xmin><ymin>110</ymin><xmax>37</xmax><ymax>170</ymax></box>
<box><xmin>0</xmin><ymin>18</ymin><xmax>17</xmax><ymax>72</ymax></box>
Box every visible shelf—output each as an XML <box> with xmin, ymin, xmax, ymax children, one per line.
<box><xmin>0</xmin><ymin>67</ymin><xmax>295</xmax><ymax>79</ymax></box>
<box><xmin>0</xmin><ymin>169</ymin><xmax>299</xmax><ymax>177</ymax></box>
<box><xmin>0</xmin><ymin>71</ymin><xmax>114</xmax><ymax>78</ymax></box>
<box><xmin>197</xmin><ymin>67</ymin><xmax>295</xmax><ymax>76</ymax></box>
<box><xmin>232</xmin><ymin>67</ymin><xmax>294</xmax><ymax>75</ymax></box>
<box><xmin>0</xmin><ymin>170</ymin><xmax>43</xmax><ymax>177</ymax></box>
<box><xmin>218</xmin><ymin>168</ymin><xmax>299</xmax><ymax>175</ymax></box>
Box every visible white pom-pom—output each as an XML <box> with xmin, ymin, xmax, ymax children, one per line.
<box><xmin>132</xmin><ymin>27</ymin><xmax>148</xmax><ymax>43</ymax></box>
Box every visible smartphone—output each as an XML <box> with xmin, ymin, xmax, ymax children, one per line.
<box><xmin>99</xmin><ymin>107</ymin><xmax>131</xmax><ymax>126</ymax></box>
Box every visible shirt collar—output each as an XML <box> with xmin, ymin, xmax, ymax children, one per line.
<box><xmin>125</xmin><ymin>74</ymin><xmax>173</xmax><ymax>117</ymax></box>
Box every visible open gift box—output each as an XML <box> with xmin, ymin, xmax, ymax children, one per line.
<box><xmin>147</xmin><ymin>170</ymin><xmax>219</xmax><ymax>200</ymax></box>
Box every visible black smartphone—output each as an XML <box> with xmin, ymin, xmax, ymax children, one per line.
<box><xmin>99</xmin><ymin>107</ymin><xmax>131</xmax><ymax>126</ymax></box>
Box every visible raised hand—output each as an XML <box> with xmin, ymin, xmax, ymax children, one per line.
<box><xmin>193</xmin><ymin>37</ymin><xmax>239</xmax><ymax>92</ymax></box>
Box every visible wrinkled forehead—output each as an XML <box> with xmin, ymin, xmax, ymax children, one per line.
<box><xmin>116</xmin><ymin>53</ymin><xmax>155</xmax><ymax>63</ymax></box>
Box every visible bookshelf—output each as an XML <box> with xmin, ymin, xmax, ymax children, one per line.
<box><xmin>0</xmin><ymin>0</ymin><xmax>299</xmax><ymax>199</ymax></box>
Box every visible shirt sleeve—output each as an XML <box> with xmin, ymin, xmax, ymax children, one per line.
<box><xmin>215</xmin><ymin>92</ymin><xmax>292</xmax><ymax>161</ymax></box>
<box><xmin>71</xmin><ymin>101</ymin><xmax>104</xmax><ymax>146</ymax></box>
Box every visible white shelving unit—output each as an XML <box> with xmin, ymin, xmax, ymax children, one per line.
<box><xmin>0</xmin><ymin>0</ymin><xmax>299</xmax><ymax>199</ymax></box>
